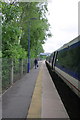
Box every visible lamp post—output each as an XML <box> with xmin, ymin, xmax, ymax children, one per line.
<box><xmin>27</xmin><ymin>18</ymin><xmax>37</xmax><ymax>73</ymax></box>
<box><xmin>27</xmin><ymin>21</ymin><xmax>30</xmax><ymax>73</ymax></box>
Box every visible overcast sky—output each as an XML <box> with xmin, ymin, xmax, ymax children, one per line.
<box><xmin>43</xmin><ymin>0</ymin><xmax>80</xmax><ymax>53</ymax></box>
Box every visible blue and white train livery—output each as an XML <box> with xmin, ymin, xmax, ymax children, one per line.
<box><xmin>46</xmin><ymin>35</ymin><xmax>80</xmax><ymax>98</ymax></box>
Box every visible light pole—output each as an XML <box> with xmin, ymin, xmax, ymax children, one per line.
<box><xmin>27</xmin><ymin>18</ymin><xmax>37</xmax><ymax>73</ymax></box>
<box><xmin>27</xmin><ymin>21</ymin><xmax>30</xmax><ymax>73</ymax></box>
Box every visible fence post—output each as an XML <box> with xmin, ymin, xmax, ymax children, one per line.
<box><xmin>21</xmin><ymin>59</ymin><xmax>23</xmax><ymax>76</ymax></box>
<box><xmin>11</xmin><ymin>59</ymin><xmax>14</xmax><ymax>85</ymax></box>
<box><xmin>0</xmin><ymin>58</ymin><xmax>2</xmax><ymax>95</ymax></box>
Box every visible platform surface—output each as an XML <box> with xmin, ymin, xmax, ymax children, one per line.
<box><xmin>2</xmin><ymin>61</ymin><xmax>69</xmax><ymax>119</ymax></box>
<box><xmin>27</xmin><ymin>61</ymin><xmax>69</xmax><ymax>118</ymax></box>
<box><xmin>2</xmin><ymin>62</ymin><xmax>41</xmax><ymax>118</ymax></box>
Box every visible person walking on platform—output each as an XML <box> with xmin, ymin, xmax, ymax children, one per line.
<box><xmin>34</xmin><ymin>58</ymin><xmax>38</xmax><ymax>69</ymax></box>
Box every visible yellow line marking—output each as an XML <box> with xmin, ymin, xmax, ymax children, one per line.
<box><xmin>27</xmin><ymin>65</ymin><xmax>43</xmax><ymax>118</ymax></box>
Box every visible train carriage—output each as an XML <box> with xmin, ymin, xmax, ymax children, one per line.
<box><xmin>46</xmin><ymin>35</ymin><xmax>80</xmax><ymax>98</ymax></box>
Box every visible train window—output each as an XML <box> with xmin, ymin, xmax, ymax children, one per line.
<box><xmin>56</xmin><ymin>43</ymin><xmax>80</xmax><ymax>80</ymax></box>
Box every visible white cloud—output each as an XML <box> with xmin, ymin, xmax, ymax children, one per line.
<box><xmin>43</xmin><ymin>0</ymin><xmax>80</xmax><ymax>53</ymax></box>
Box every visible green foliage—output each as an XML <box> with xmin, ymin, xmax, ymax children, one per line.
<box><xmin>2</xmin><ymin>2</ymin><xmax>24</xmax><ymax>59</ymax></box>
<box><xmin>19</xmin><ymin>2</ymin><xmax>51</xmax><ymax>54</ymax></box>
<box><xmin>9</xmin><ymin>44</ymin><xmax>27</xmax><ymax>59</ymax></box>
<box><xmin>1</xmin><ymin>1</ymin><xmax>52</xmax><ymax>91</ymax></box>
<box><xmin>1</xmin><ymin>1</ymin><xmax>51</xmax><ymax>59</ymax></box>
<box><xmin>2</xmin><ymin>59</ymin><xmax>11</xmax><ymax>90</ymax></box>
<box><xmin>40</xmin><ymin>55</ymin><xmax>47</xmax><ymax>60</ymax></box>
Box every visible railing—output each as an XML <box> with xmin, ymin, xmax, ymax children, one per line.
<box><xmin>2</xmin><ymin>58</ymin><xmax>34</xmax><ymax>92</ymax></box>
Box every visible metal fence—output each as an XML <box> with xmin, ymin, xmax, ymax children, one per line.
<box><xmin>2</xmin><ymin>58</ymin><xmax>34</xmax><ymax>92</ymax></box>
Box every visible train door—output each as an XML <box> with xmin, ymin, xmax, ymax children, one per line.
<box><xmin>52</xmin><ymin>51</ymin><xmax>58</xmax><ymax>70</ymax></box>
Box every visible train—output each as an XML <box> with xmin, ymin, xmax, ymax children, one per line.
<box><xmin>46</xmin><ymin>35</ymin><xmax>80</xmax><ymax>98</ymax></box>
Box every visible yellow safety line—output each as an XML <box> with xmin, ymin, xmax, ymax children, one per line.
<box><xmin>27</xmin><ymin>64</ymin><xmax>43</xmax><ymax>118</ymax></box>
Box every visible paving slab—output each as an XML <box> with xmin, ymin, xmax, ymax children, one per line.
<box><xmin>2</xmin><ymin>61</ymin><xmax>70</xmax><ymax>119</ymax></box>
<box><xmin>2</xmin><ymin>62</ymin><xmax>42</xmax><ymax>118</ymax></box>
<box><xmin>27</xmin><ymin>61</ymin><xmax>69</xmax><ymax>118</ymax></box>
<box><xmin>42</xmin><ymin>61</ymin><xmax>69</xmax><ymax>118</ymax></box>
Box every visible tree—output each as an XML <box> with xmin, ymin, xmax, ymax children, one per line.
<box><xmin>1</xmin><ymin>1</ymin><xmax>52</xmax><ymax>59</ymax></box>
<box><xmin>19</xmin><ymin>2</ymin><xmax>51</xmax><ymax>58</ymax></box>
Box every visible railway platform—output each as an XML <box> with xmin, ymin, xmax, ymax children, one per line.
<box><xmin>2</xmin><ymin>60</ymin><xmax>69</xmax><ymax>119</ymax></box>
